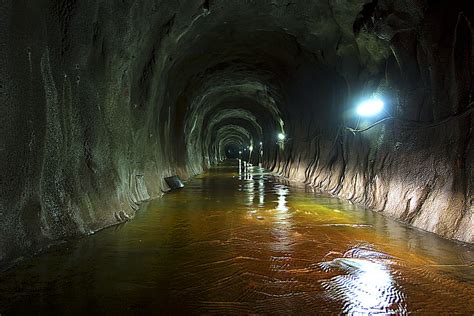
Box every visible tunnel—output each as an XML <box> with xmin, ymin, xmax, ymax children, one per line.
<box><xmin>0</xmin><ymin>0</ymin><xmax>473</xmax><ymax>313</ymax></box>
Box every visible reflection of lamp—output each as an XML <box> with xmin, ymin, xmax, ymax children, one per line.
<box><xmin>321</xmin><ymin>255</ymin><xmax>407</xmax><ymax>314</ymax></box>
<box><xmin>276</xmin><ymin>186</ymin><xmax>288</xmax><ymax>212</ymax></box>
<box><xmin>249</xmin><ymin>145</ymin><xmax>253</xmax><ymax>151</ymax></box>
<box><xmin>356</xmin><ymin>98</ymin><xmax>384</xmax><ymax>117</ymax></box>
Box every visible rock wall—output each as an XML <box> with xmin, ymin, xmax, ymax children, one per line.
<box><xmin>268</xmin><ymin>1</ymin><xmax>474</xmax><ymax>243</ymax></box>
<box><xmin>0</xmin><ymin>0</ymin><xmax>472</xmax><ymax>268</ymax></box>
<box><xmin>0</xmin><ymin>0</ymin><xmax>183</xmax><ymax>267</ymax></box>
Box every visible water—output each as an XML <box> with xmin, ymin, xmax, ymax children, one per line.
<box><xmin>1</xmin><ymin>160</ymin><xmax>473</xmax><ymax>314</ymax></box>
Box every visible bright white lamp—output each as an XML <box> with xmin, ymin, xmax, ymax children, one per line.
<box><xmin>277</xmin><ymin>133</ymin><xmax>286</xmax><ymax>141</ymax></box>
<box><xmin>356</xmin><ymin>98</ymin><xmax>384</xmax><ymax>117</ymax></box>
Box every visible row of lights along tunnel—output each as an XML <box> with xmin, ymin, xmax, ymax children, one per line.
<box><xmin>229</xmin><ymin>96</ymin><xmax>385</xmax><ymax>160</ymax></box>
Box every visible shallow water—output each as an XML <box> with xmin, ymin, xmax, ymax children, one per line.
<box><xmin>1</xmin><ymin>160</ymin><xmax>473</xmax><ymax>314</ymax></box>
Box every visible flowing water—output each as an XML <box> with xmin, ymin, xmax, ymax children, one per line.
<box><xmin>1</xmin><ymin>160</ymin><xmax>473</xmax><ymax>314</ymax></box>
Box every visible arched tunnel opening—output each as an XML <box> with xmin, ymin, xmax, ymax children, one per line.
<box><xmin>0</xmin><ymin>0</ymin><xmax>473</xmax><ymax>313</ymax></box>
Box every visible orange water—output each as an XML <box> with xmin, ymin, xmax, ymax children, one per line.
<box><xmin>0</xmin><ymin>161</ymin><xmax>473</xmax><ymax>314</ymax></box>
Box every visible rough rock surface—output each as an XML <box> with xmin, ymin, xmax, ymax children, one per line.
<box><xmin>0</xmin><ymin>0</ymin><xmax>472</xmax><ymax>268</ymax></box>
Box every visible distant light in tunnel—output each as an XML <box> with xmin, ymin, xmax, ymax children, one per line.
<box><xmin>277</xmin><ymin>133</ymin><xmax>286</xmax><ymax>141</ymax></box>
<box><xmin>259</xmin><ymin>142</ymin><xmax>263</xmax><ymax>146</ymax></box>
<box><xmin>356</xmin><ymin>98</ymin><xmax>384</xmax><ymax>117</ymax></box>
<box><xmin>249</xmin><ymin>145</ymin><xmax>253</xmax><ymax>151</ymax></box>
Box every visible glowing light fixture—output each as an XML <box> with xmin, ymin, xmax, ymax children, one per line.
<box><xmin>249</xmin><ymin>145</ymin><xmax>253</xmax><ymax>151</ymax></box>
<box><xmin>259</xmin><ymin>142</ymin><xmax>263</xmax><ymax>146</ymax></box>
<box><xmin>356</xmin><ymin>98</ymin><xmax>384</xmax><ymax>117</ymax></box>
<box><xmin>277</xmin><ymin>133</ymin><xmax>286</xmax><ymax>141</ymax></box>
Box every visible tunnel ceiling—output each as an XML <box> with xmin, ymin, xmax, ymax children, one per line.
<box><xmin>1</xmin><ymin>0</ymin><xmax>473</xmax><ymax>267</ymax></box>
<box><xmin>150</xmin><ymin>0</ymin><xmax>394</xmax><ymax>174</ymax></box>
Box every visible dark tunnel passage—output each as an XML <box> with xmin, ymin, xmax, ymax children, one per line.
<box><xmin>0</xmin><ymin>0</ymin><xmax>473</xmax><ymax>313</ymax></box>
<box><xmin>224</xmin><ymin>143</ymin><xmax>240</xmax><ymax>159</ymax></box>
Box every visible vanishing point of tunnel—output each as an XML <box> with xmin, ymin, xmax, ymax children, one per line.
<box><xmin>0</xmin><ymin>0</ymin><xmax>473</xmax><ymax>314</ymax></box>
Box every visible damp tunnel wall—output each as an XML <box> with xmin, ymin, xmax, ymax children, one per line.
<box><xmin>0</xmin><ymin>0</ymin><xmax>473</xmax><ymax>268</ymax></box>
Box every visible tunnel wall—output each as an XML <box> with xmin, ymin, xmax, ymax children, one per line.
<box><xmin>0</xmin><ymin>0</ymin><xmax>192</xmax><ymax>268</ymax></box>
<box><xmin>270</xmin><ymin>120</ymin><xmax>473</xmax><ymax>243</ymax></box>
<box><xmin>268</xmin><ymin>2</ymin><xmax>474</xmax><ymax>243</ymax></box>
<box><xmin>0</xmin><ymin>0</ymin><xmax>472</xmax><ymax>269</ymax></box>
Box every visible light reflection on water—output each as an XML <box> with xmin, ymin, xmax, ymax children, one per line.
<box><xmin>0</xmin><ymin>160</ymin><xmax>473</xmax><ymax>314</ymax></box>
<box><xmin>320</xmin><ymin>244</ymin><xmax>407</xmax><ymax>314</ymax></box>
<box><xmin>324</xmin><ymin>258</ymin><xmax>406</xmax><ymax>314</ymax></box>
<box><xmin>258</xmin><ymin>176</ymin><xmax>265</xmax><ymax>207</ymax></box>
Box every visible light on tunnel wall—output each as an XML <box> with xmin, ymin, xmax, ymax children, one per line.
<box><xmin>249</xmin><ymin>145</ymin><xmax>253</xmax><ymax>151</ymax></box>
<box><xmin>277</xmin><ymin>133</ymin><xmax>286</xmax><ymax>141</ymax></box>
<box><xmin>356</xmin><ymin>98</ymin><xmax>384</xmax><ymax>117</ymax></box>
